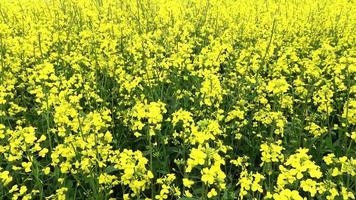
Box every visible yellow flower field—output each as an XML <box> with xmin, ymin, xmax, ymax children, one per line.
<box><xmin>0</xmin><ymin>0</ymin><xmax>355</xmax><ymax>199</ymax></box>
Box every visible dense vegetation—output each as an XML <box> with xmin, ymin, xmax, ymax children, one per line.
<box><xmin>0</xmin><ymin>0</ymin><xmax>355</xmax><ymax>199</ymax></box>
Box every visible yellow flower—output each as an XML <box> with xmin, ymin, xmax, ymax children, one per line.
<box><xmin>0</xmin><ymin>124</ymin><xmax>5</xmax><ymax>139</ymax></box>
<box><xmin>23</xmin><ymin>127</ymin><xmax>37</xmax><ymax>144</ymax></box>
<box><xmin>19</xmin><ymin>186</ymin><xmax>27</xmax><ymax>195</ymax></box>
<box><xmin>201</xmin><ymin>168</ymin><xmax>215</xmax><ymax>185</ymax></box>
<box><xmin>185</xmin><ymin>190</ymin><xmax>193</xmax><ymax>198</ymax></box>
<box><xmin>305</xmin><ymin>123</ymin><xmax>327</xmax><ymax>137</ymax></box>
<box><xmin>0</xmin><ymin>171</ymin><xmax>13</xmax><ymax>186</ymax></box>
<box><xmin>9</xmin><ymin>185</ymin><xmax>19</xmax><ymax>193</ymax></box>
<box><xmin>300</xmin><ymin>179</ymin><xmax>318</xmax><ymax>197</ymax></box>
<box><xmin>21</xmin><ymin>162</ymin><xmax>32</xmax><ymax>173</ymax></box>
<box><xmin>272</xmin><ymin>189</ymin><xmax>304</xmax><ymax>200</ymax></box>
<box><xmin>56</xmin><ymin>187</ymin><xmax>68</xmax><ymax>200</ymax></box>
<box><xmin>183</xmin><ymin>178</ymin><xmax>194</xmax><ymax>188</ymax></box>
<box><xmin>266</xmin><ymin>78</ymin><xmax>290</xmax><ymax>95</ymax></box>
<box><xmin>186</xmin><ymin>148</ymin><xmax>207</xmax><ymax>172</ymax></box>
<box><xmin>331</xmin><ymin>168</ymin><xmax>341</xmax><ymax>176</ymax></box>
<box><xmin>260</xmin><ymin>140</ymin><xmax>284</xmax><ymax>166</ymax></box>
<box><xmin>200</xmin><ymin>74</ymin><xmax>223</xmax><ymax>106</ymax></box>
<box><xmin>39</xmin><ymin>148</ymin><xmax>49</xmax><ymax>157</ymax></box>
<box><xmin>43</xmin><ymin>167</ymin><xmax>50</xmax><ymax>175</ymax></box>
<box><xmin>207</xmin><ymin>188</ymin><xmax>218</xmax><ymax>198</ymax></box>
<box><xmin>323</xmin><ymin>153</ymin><xmax>335</xmax><ymax>165</ymax></box>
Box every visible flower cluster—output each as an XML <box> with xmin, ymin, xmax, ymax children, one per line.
<box><xmin>0</xmin><ymin>0</ymin><xmax>355</xmax><ymax>199</ymax></box>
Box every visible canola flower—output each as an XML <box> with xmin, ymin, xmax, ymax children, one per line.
<box><xmin>0</xmin><ymin>0</ymin><xmax>355</xmax><ymax>199</ymax></box>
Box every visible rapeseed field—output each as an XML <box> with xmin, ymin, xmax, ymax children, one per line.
<box><xmin>0</xmin><ymin>0</ymin><xmax>355</xmax><ymax>199</ymax></box>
